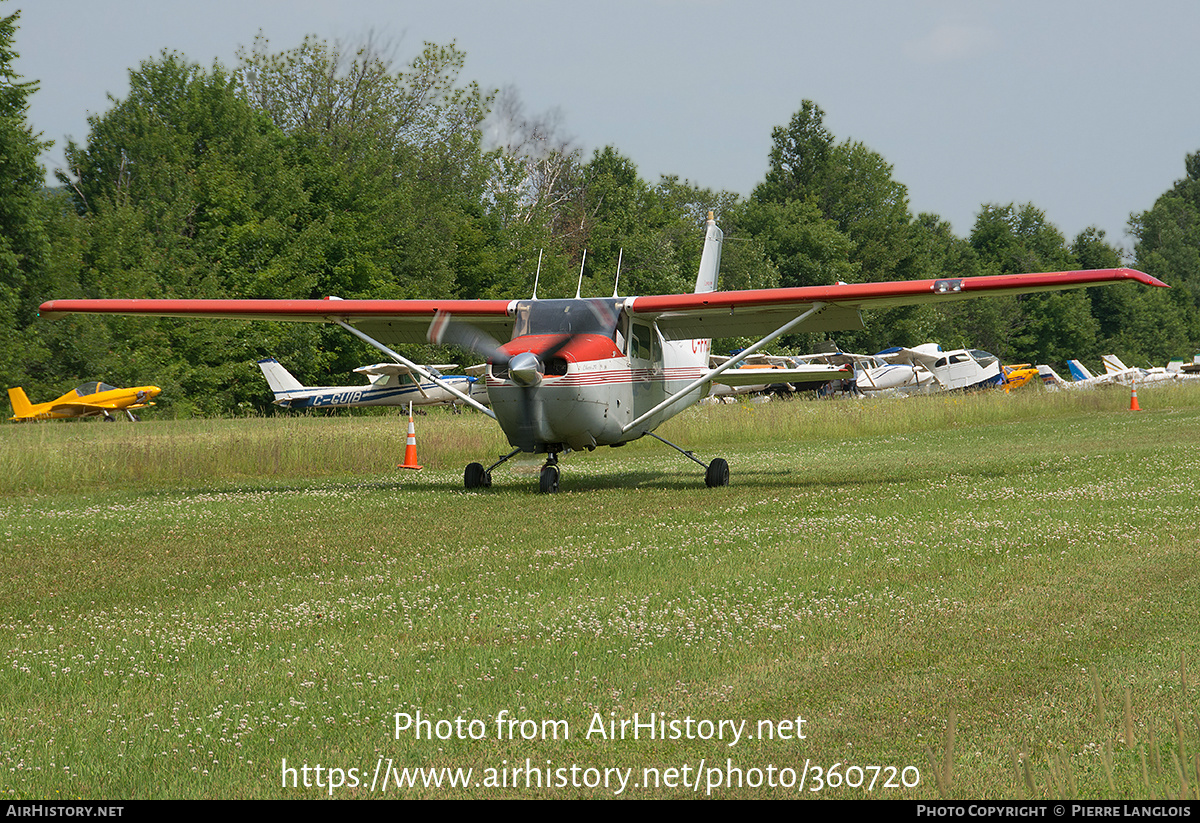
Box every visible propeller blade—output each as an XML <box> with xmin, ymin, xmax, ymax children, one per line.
<box><xmin>428</xmin><ymin>311</ymin><xmax>509</xmax><ymax>364</ymax></box>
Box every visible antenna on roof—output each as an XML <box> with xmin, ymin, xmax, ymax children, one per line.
<box><xmin>575</xmin><ymin>250</ymin><xmax>587</xmax><ymax>299</ymax></box>
<box><xmin>612</xmin><ymin>248</ymin><xmax>623</xmax><ymax>298</ymax></box>
<box><xmin>531</xmin><ymin>250</ymin><xmax>543</xmax><ymax>300</ymax></box>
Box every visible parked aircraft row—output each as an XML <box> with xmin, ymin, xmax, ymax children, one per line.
<box><xmin>1038</xmin><ymin>355</ymin><xmax>1200</xmax><ymax>390</ymax></box>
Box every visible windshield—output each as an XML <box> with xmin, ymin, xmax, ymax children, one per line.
<box><xmin>969</xmin><ymin>350</ymin><xmax>998</xmax><ymax>368</ymax></box>
<box><xmin>511</xmin><ymin>299</ymin><xmax>623</xmax><ymax>339</ymax></box>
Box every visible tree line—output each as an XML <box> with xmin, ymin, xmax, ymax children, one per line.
<box><xmin>4</xmin><ymin>9</ymin><xmax>1199</xmax><ymax>415</ymax></box>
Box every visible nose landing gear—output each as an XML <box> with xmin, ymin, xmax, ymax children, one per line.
<box><xmin>539</xmin><ymin>454</ymin><xmax>560</xmax><ymax>494</ymax></box>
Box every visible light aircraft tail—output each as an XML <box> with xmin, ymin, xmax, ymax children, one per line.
<box><xmin>1067</xmin><ymin>360</ymin><xmax>1095</xmax><ymax>381</ymax></box>
<box><xmin>1102</xmin><ymin>354</ymin><xmax>1130</xmax><ymax>374</ymax></box>
<box><xmin>1037</xmin><ymin>365</ymin><xmax>1067</xmax><ymax>387</ymax></box>
<box><xmin>693</xmin><ymin>212</ymin><xmax>723</xmax><ymax>294</ymax></box>
<box><xmin>257</xmin><ymin>358</ymin><xmax>305</xmax><ymax>399</ymax></box>
<box><xmin>7</xmin><ymin>387</ymin><xmax>34</xmax><ymax>419</ymax></box>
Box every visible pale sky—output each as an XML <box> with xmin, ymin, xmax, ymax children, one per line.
<box><xmin>13</xmin><ymin>0</ymin><xmax>1200</xmax><ymax>252</ymax></box>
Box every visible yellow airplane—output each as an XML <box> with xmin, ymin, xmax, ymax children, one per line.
<box><xmin>1001</xmin><ymin>364</ymin><xmax>1040</xmax><ymax>392</ymax></box>
<box><xmin>7</xmin><ymin>382</ymin><xmax>162</xmax><ymax>422</ymax></box>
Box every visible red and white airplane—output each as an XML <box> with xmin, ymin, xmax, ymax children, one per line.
<box><xmin>39</xmin><ymin>215</ymin><xmax>1166</xmax><ymax>492</ymax></box>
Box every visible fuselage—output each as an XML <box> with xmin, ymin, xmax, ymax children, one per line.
<box><xmin>271</xmin><ymin>376</ymin><xmax>483</xmax><ymax>409</ymax></box>
<box><xmin>484</xmin><ymin>299</ymin><xmax>710</xmax><ymax>452</ymax></box>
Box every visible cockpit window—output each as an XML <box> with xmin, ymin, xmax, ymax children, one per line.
<box><xmin>970</xmin><ymin>350</ymin><xmax>997</xmax><ymax>368</ymax></box>
<box><xmin>74</xmin><ymin>382</ymin><xmax>116</xmax><ymax>397</ymax></box>
<box><xmin>511</xmin><ymin>299</ymin><xmax>622</xmax><ymax>340</ymax></box>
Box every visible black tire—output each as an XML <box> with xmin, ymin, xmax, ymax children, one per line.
<box><xmin>539</xmin><ymin>464</ymin><xmax>560</xmax><ymax>494</ymax></box>
<box><xmin>705</xmin><ymin>457</ymin><xmax>729</xmax><ymax>488</ymax></box>
<box><xmin>464</xmin><ymin>462</ymin><xmax>491</xmax><ymax>489</ymax></box>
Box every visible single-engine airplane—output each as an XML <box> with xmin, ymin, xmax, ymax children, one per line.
<box><xmin>38</xmin><ymin>214</ymin><xmax>1166</xmax><ymax>491</ymax></box>
<box><xmin>258</xmin><ymin>357</ymin><xmax>488</xmax><ymax>410</ymax></box>
<box><xmin>8</xmin><ymin>382</ymin><xmax>161</xmax><ymax>422</ymax></box>
<box><xmin>877</xmin><ymin>344</ymin><xmax>1003</xmax><ymax>391</ymax></box>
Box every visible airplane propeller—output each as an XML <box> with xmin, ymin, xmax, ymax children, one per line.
<box><xmin>429</xmin><ymin>311</ymin><xmax>572</xmax><ymax>452</ymax></box>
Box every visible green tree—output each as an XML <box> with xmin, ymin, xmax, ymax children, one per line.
<box><xmin>1131</xmin><ymin>151</ymin><xmax>1200</xmax><ymax>358</ymax></box>
<box><xmin>52</xmin><ymin>52</ymin><xmax>325</xmax><ymax>413</ymax></box>
<box><xmin>0</xmin><ymin>6</ymin><xmax>51</xmax><ymax>391</ymax></box>
<box><xmin>969</xmin><ymin>203</ymin><xmax>1098</xmax><ymax>364</ymax></box>
<box><xmin>753</xmin><ymin>101</ymin><xmax>916</xmax><ymax>284</ymax></box>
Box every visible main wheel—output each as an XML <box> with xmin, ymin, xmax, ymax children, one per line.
<box><xmin>704</xmin><ymin>457</ymin><xmax>729</xmax><ymax>488</ymax></box>
<box><xmin>539</xmin><ymin>464</ymin><xmax>560</xmax><ymax>494</ymax></box>
<box><xmin>464</xmin><ymin>462</ymin><xmax>491</xmax><ymax>489</ymax></box>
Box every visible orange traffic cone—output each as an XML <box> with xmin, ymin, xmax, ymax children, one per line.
<box><xmin>399</xmin><ymin>402</ymin><xmax>423</xmax><ymax>470</ymax></box>
<box><xmin>1129</xmin><ymin>378</ymin><xmax>1141</xmax><ymax>411</ymax></box>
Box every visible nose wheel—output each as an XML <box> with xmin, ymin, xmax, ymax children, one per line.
<box><xmin>539</xmin><ymin>454</ymin><xmax>560</xmax><ymax>494</ymax></box>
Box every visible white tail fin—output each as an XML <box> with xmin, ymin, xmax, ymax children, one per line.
<box><xmin>257</xmin><ymin>358</ymin><xmax>304</xmax><ymax>398</ymax></box>
<box><xmin>1102</xmin><ymin>354</ymin><xmax>1130</xmax><ymax>374</ymax></box>
<box><xmin>694</xmin><ymin>211</ymin><xmax>722</xmax><ymax>294</ymax></box>
<box><xmin>1037</xmin><ymin>365</ymin><xmax>1066</xmax><ymax>387</ymax></box>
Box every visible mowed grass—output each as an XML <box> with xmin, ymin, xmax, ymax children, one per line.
<box><xmin>2</xmin><ymin>386</ymin><xmax>1199</xmax><ymax>799</ymax></box>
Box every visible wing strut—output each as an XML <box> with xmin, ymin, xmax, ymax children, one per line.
<box><xmin>336</xmin><ymin>321</ymin><xmax>496</xmax><ymax>419</ymax></box>
<box><xmin>621</xmin><ymin>302</ymin><xmax>828</xmax><ymax>434</ymax></box>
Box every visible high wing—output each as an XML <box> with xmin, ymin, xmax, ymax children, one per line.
<box><xmin>39</xmin><ymin>268</ymin><xmax>1165</xmax><ymax>346</ymax></box>
<box><xmin>625</xmin><ymin>268</ymin><xmax>1166</xmax><ymax>340</ymax></box>
<box><xmin>39</xmin><ymin>297</ymin><xmax>516</xmax><ymax>350</ymax></box>
<box><xmin>353</xmin><ymin>362</ymin><xmax>460</xmax><ymax>377</ymax></box>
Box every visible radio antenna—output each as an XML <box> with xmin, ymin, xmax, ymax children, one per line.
<box><xmin>612</xmin><ymin>248</ymin><xmax>623</xmax><ymax>298</ymax></box>
<box><xmin>575</xmin><ymin>250</ymin><xmax>587</xmax><ymax>299</ymax></box>
<box><xmin>531</xmin><ymin>249</ymin><xmax>543</xmax><ymax>300</ymax></box>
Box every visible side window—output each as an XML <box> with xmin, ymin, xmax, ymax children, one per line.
<box><xmin>631</xmin><ymin>322</ymin><xmax>652</xmax><ymax>361</ymax></box>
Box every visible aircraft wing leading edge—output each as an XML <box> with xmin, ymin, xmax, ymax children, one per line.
<box><xmin>39</xmin><ymin>268</ymin><xmax>1166</xmax><ymax>345</ymax></box>
<box><xmin>628</xmin><ymin>268</ymin><xmax>1166</xmax><ymax>340</ymax></box>
<box><xmin>38</xmin><ymin>297</ymin><xmax>516</xmax><ymax>348</ymax></box>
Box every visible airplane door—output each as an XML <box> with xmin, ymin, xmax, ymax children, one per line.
<box><xmin>630</xmin><ymin>320</ymin><xmax>664</xmax><ymax>413</ymax></box>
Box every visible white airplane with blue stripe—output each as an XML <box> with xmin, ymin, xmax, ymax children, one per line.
<box><xmin>257</xmin><ymin>358</ymin><xmax>488</xmax><ymax>410</ymax></box>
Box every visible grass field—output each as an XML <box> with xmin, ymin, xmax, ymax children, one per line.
<box><xmin>2</xmin><ymin>386</ymin><xmax>1199</xmax><ymax>799</ymax></box>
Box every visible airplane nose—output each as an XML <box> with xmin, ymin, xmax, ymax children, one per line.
<box><xmin>508</xmin><ymin>351</ymin><xmax>542</xmax><ymax>387</ymax></box>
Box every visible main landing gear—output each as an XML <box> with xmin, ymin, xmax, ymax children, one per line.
<box><xmin>460</xmin><ymin>436</ymin><xmax>729</xmax><ymax>493</ymax></box>
<box><xmin>643</xmin><ymin>431</ymin><xmax>729</xmax><ymax>489</ymax></box>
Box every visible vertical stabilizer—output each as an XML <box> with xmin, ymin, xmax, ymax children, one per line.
<box><xmin>1067</xmin><ymin>360</ymin><xmax>1095</xmax><ymax>381</ymax></box>
<box><xmin>1102</xmin><ymin>354</ymin><xmax>1130</xmax><ymax>374</ymax></box>
<box><xmin>7</xmin><ymin>387</ymin><xmax>33</xmax><ymax>419</ymax></box>
<box><xmin>257</xmin><ymin>358</ymin><xmax>305</xmax><ymax>398</ymax></box>
<box><xmin>693</xmin><ymin>211</ymin><xmax>723</xmax><ymax>294</ymax></box>
<box><xmin>1037</xmin><ymin>365</ymin><xmax>1066</xmax><ymax>387</ymax></box>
